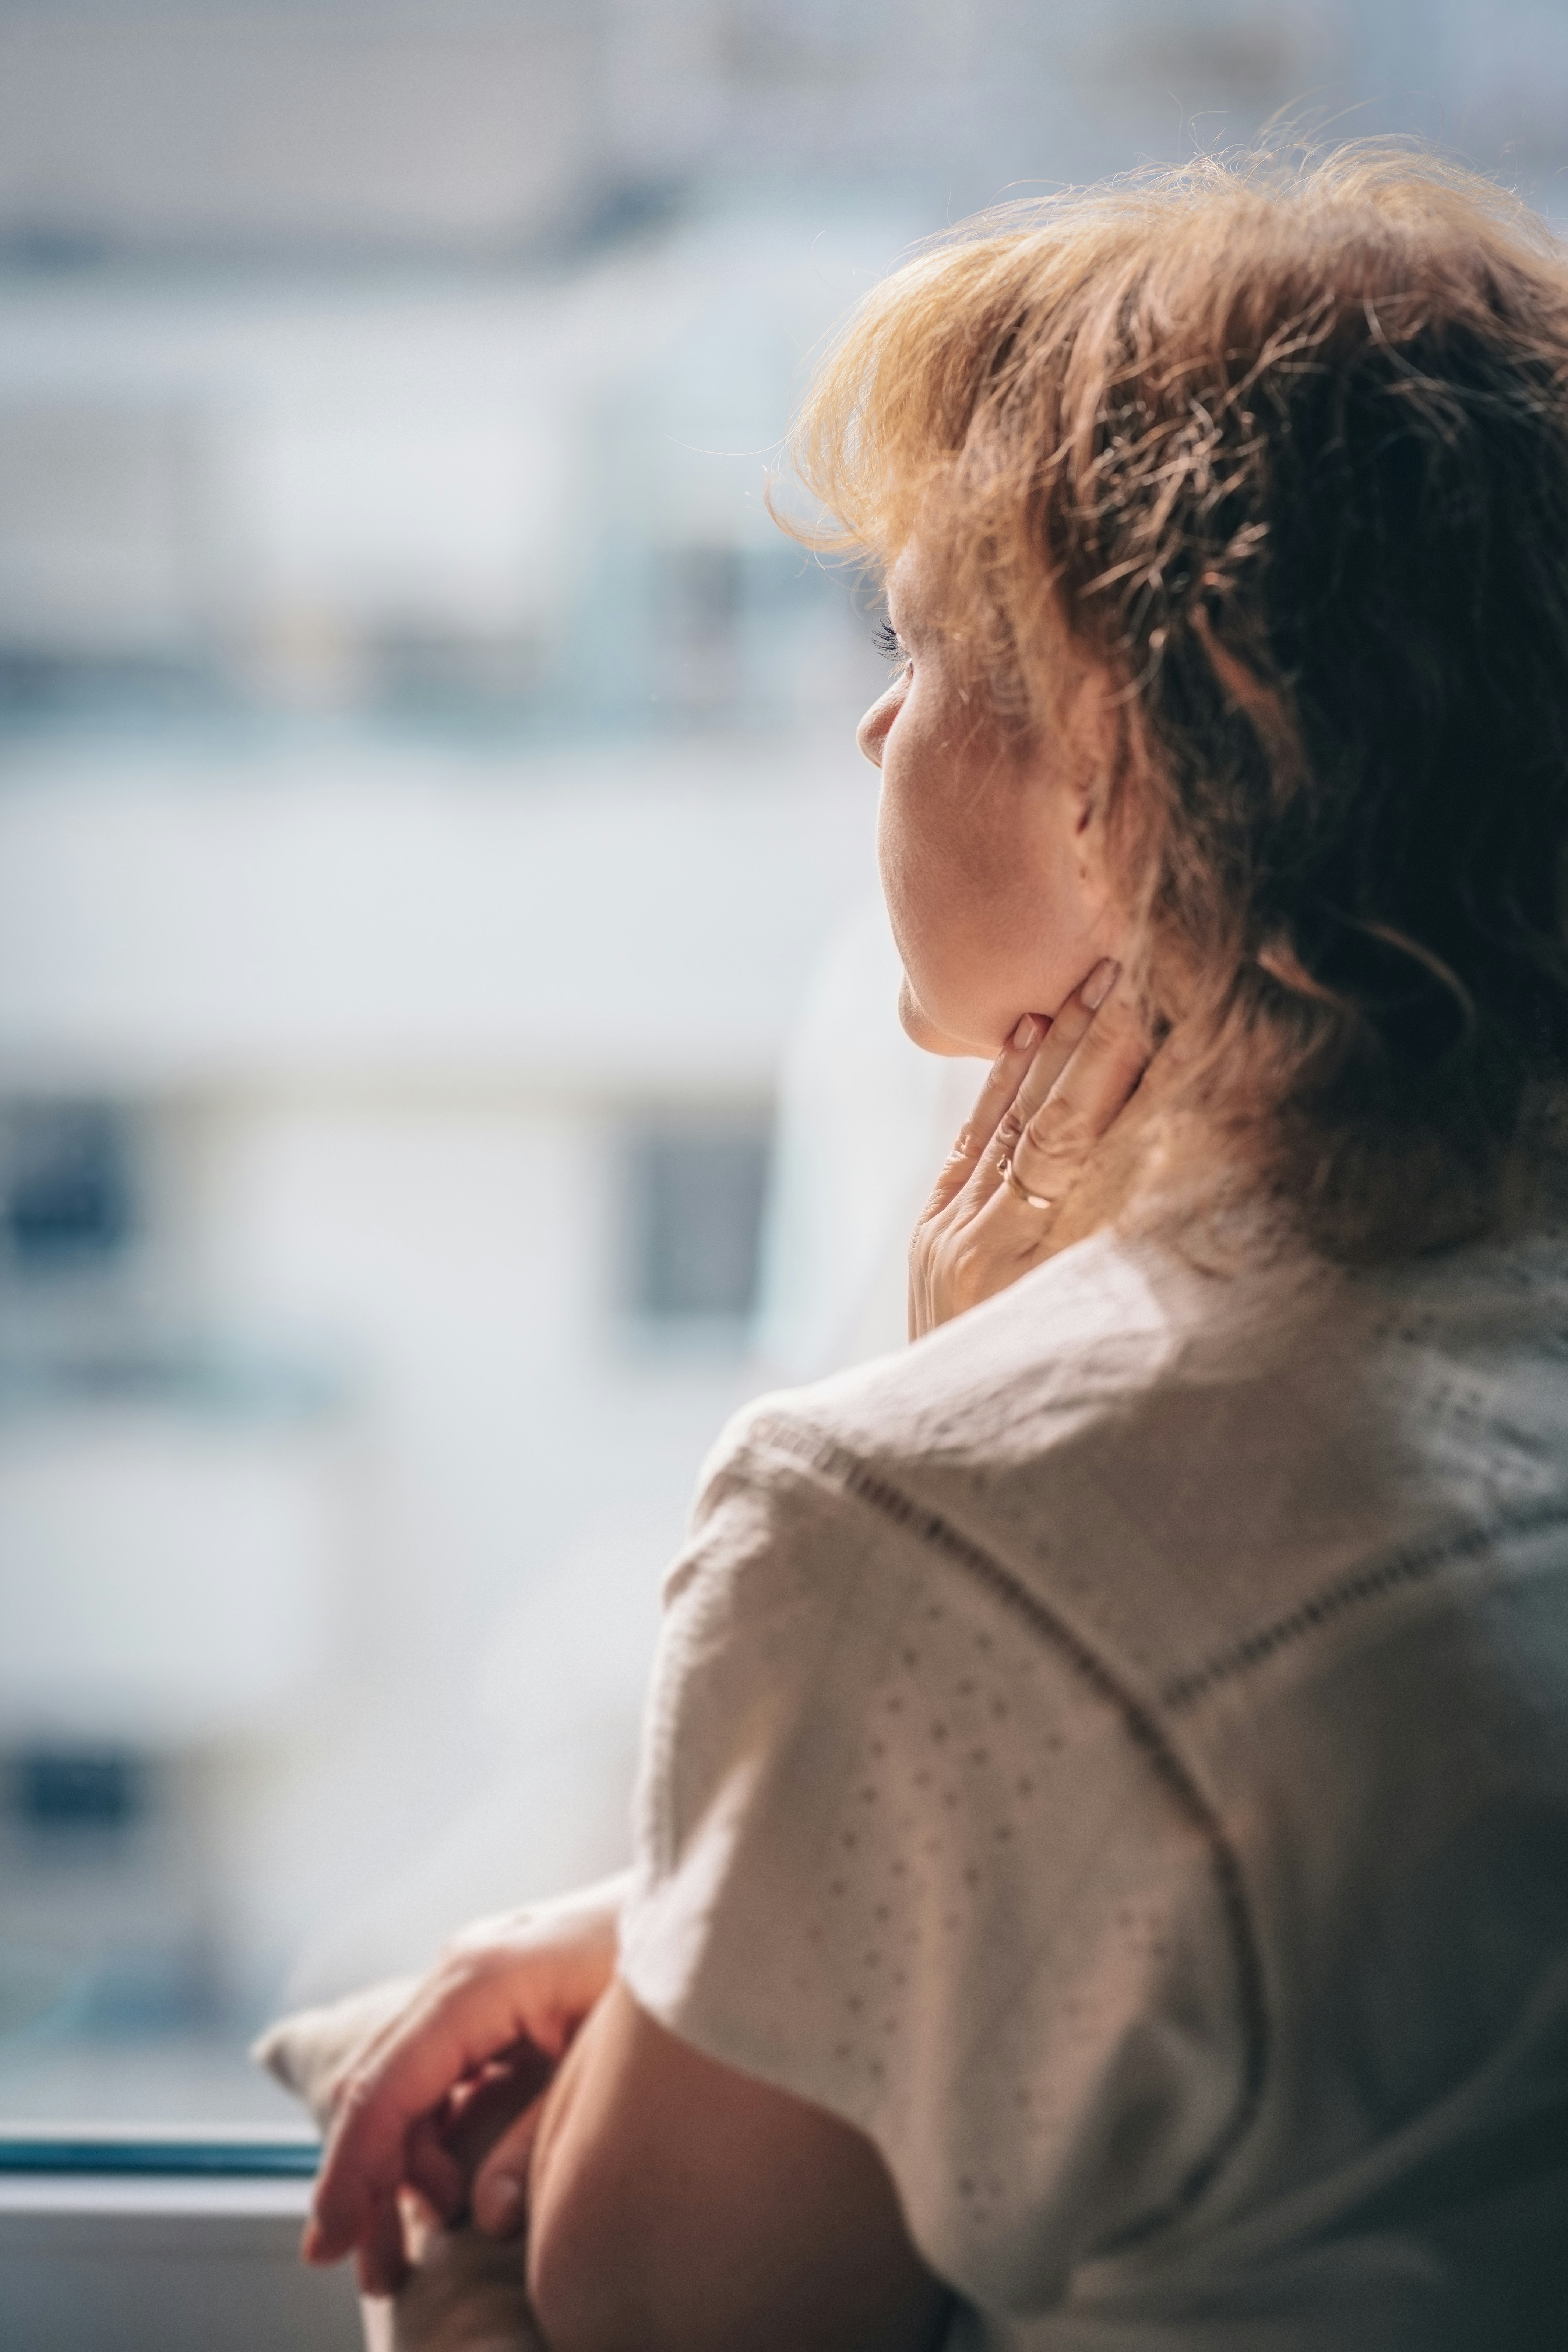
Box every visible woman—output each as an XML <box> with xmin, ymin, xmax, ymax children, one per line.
<box><xmin>298</xmin><ymin>148</ymin><xmax>1568</xmax><ymax>2348</ymax></box>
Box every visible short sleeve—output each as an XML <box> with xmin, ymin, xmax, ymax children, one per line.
<box><xmin>618</xmin><ymin>1405</ymin><xmax>1251</xmax><ymax>2316</ymax></box>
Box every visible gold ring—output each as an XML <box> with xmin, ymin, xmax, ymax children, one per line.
<box><xmin>998</xmin><ymin>1154</ymin><xmax>1055</xmax><ymax>1212</ymax></box>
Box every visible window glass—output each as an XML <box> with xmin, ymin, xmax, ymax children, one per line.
<box><xmin>0</xmin><ymin>0</ymin><xmax>1551</xmax><ymax>2144</ymax></box>
<box><xmin>621</xmin><ymin>1114</ymin><xmax>773</xmax><ymax>1331</ymax></box>
<box><xmin>0</xmin><ymin>1104</ymin><xmax>134</xmax><ymax>1268</ymax></box>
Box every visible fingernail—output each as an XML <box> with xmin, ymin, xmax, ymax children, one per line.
<box><xmin>1009</xmin><ymin>1013</ymin><xmax>1042</xmax><ymax>1051</ymax></box>
<box><xmin>1082</xmin><ymin>958</ymin><xmax>1119</xmax><ymax>1011</ymax></box>
<box><xmin>476</xmin><ymin>2171</ymin><xmax>525</xmax><ymax>2236</ymax></box>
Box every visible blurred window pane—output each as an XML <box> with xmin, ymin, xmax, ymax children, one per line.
<box><xmin>0</xmin><ymin>1103</ymin><xmax>133</xmax><ymax>1268</ymax></box>
<box><xmin>623</xmin><ymin>1116</ymin><xmax>771</xmax><ymax>1327</ymax></box>
<box><xmin>12</xmin><ymin>1745</ymin><xmax>144</xmax><ymax>1837</ymax></box>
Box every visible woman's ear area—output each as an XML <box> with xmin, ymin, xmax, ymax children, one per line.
<box><xmin>1035</xmin><ymin>664</ymin><xmax>1132</xmax><ymax>966</ymax></box>
<box><xmin>1059</xmin><ymin>665</ymin><xmax>1121</xmax><ymax>859</ymax></box>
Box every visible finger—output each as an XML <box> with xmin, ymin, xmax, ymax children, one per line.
<box><xmin>404</xmin><ymin>2113</ymin><xmax>466</xmax><ymax>2226</ymax></box>
<box><xmin>442</xmin><ymin>2043</ymin><xmax>556</xmax><ymax>2175</ymax></box>
<box><xmin>305</xmin><ymin>1963</ymin><xmax>554</xmax><ymax>2267</ymax></box>
<box><xmin>355</xmin><ymin>2190</ymin><xmax>410</xmax><ymax>2298</ymax></box>
<box><xmin>1010</xmin><ymin>959</ymin><xmax>1121</xmax><ymax>1134</ymax></box>
<box><xmin>968</xmin><ymin>958</ymin><xmax>1120</xmax><ymax>1207</ymax></box>
<box><xmin>472</xmin><ymin>2096</ymin><xmax>550</xmax><ymax>2238</ymax></box>
<box><xmin>920</xmin><ymin>1013</ymin><xmax>1047</xmax><ymax>1217</ymax></box>
<box><xmin>1010</xmin><ymin>987</ymin><xmax>1151</xmax><ymax>1207</ymax></box>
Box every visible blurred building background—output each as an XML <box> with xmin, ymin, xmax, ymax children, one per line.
<box><xmin>0</xmin><ymin>0</ymin><xmax>1562</xmax><ymax>2124</ymax></box>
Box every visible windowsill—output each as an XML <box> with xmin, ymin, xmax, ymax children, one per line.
<box><xmin>0</xmin><ymin>2130</ymin><xmax>360</xmax><ymax>2352</ymax></box>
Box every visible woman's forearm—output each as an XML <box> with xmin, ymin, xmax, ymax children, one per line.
<box><xmin>524</xmin><ymin>1981</ymin><xmax>950</xmax><ymax>2352</ymax></box>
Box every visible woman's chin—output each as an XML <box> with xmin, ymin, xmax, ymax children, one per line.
<box><xmin>897</xmin><ymin>976</ymin><xmax>992</xmax><ymax>1058</ymax></box>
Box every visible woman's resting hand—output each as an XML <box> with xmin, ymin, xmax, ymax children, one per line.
<box><xmin>303</xmin><ymin>1873</ymin><xmax>627</xmax><ymax>2296</ymax></box>
<box><xmin>303</xmin><ymin>1888</ymin><xmax>948</xmax><ymax>2352</ymax></box>
<box><xmin>909</xmin><ymin>958</ymin><xmax>1151</xmax><ymax>1340</ymax></box>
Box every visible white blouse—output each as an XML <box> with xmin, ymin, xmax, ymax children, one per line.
<box><xmin>619</xmin><ymin>1218</ymin><xmax>1568</xmax><ymax>2348</ymax></box>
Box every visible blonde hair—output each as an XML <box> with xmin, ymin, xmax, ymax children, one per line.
<box><xmin>783</xmin><ymin>146</ymin><xmax>1568</xmax><ymax>1259</ymax></box>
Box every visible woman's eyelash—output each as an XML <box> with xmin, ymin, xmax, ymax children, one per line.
<box><xmin>874</xmin><ymin>619</ymin><xmax>907</xmax><ymax>660</ymax></box>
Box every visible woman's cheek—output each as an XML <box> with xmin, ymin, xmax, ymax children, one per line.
<box><xmin>876</xmin><ymin>823</ymin><xmax>942</xmax><ymax>1005</ymax></box>
<box><xmin>874</xmin><ymin>777</ymin><xmax>913</xmax><ymax>940</ymax></box>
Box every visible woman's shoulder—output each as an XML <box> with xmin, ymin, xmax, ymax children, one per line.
<box><xmin>666</xmin><ymin>1231</ymin><xmax>1288</xmax><ymax>1694</ymax></box>
<box><xmin>722</xmin><ymin>1228</ymin><xmax>1185</xmax><ymax>1483</ymax></box>
<box><xmin>688</xmin><ymin>1214</ymin><xmax>1568</xmax><ymax>1695</ymax></box>
<box><xmin>705</xmin><ymin>1222</ymin><xmax>1340</xmax><ymax>1552</ymax></box>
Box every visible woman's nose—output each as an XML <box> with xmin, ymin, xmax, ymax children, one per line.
<box><xmin>857</xmin><ymin>690</ymin><xmax>896</xmax><ymax>767</ymax></box>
